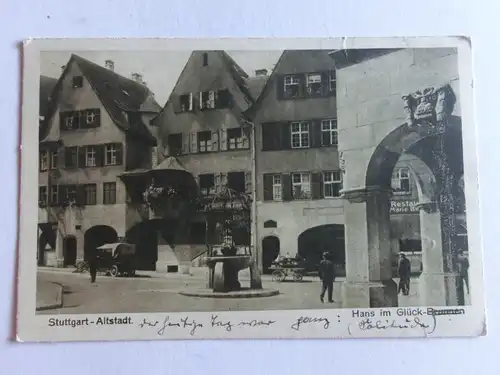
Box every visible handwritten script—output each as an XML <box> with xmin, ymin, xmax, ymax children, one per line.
<box><xmin>291</xmin><ymin>316</ymin><xmax>331</xmax><ymax>331</ymax></box>
<box><xmin>348</xmin><ymin>316</ymin><xmax>437</xmax><ymax>336</ymax></box>
<box><xmin>138</xmin><ymin>315</ymin><xmax>275</xmax><ymax>336</ymax></box>
<box><xmin>138</xmin><ymin>316</ymin><xmax>203</xmax><ymax>336</ymax></box>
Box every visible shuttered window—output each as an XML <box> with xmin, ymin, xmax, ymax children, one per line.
<box><xmin>103</xmin><ymin>182</ymin><xmax>116</xmax><ymax>205</ymax></box>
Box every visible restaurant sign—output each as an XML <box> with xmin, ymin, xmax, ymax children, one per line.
<box><xmin>390</xmin><ymin>200</ymin><xmax>419</xmax><ymax>214</ymax></box>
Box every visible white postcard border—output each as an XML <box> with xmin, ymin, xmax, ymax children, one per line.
<box><xmin>16</xmin><ymin>37</ymin><xmax>486</xmax><ymax>342</ymax></box>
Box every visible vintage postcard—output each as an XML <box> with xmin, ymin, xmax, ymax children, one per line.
<box><xmin>16</xmin><ymin>37</ymin><xmax>486</xmax><ymax>342</ymax></box>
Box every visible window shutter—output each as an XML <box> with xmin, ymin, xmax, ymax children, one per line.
<box><xmin>281</xmin><ymin>122</ymin><xmax>291</xmax><ymax>150</ymax></box>
<box><xmin>199</xmin><ymin>92</ymin><xmax>204</xmax><ymax>110</ymax></box>
<box><xmin>298</xmin><ymin>74</ymin><xmax>306</xmax><ymax>97</ymax></box>
<box><xmin>220</xmin><ymin>129</ymin><xmax>228</xmax><ymax>151</ymax></box>
<box><xmin>182</xmin><ymin>133</ymin><xmax>190</xmax><ymax>154</ymax></box>
<box><xmin>96</xmin><ymin>145</ymin><xmax>105</xmax><ymax>167</ymax></box>
<box><xmin>217</xmin><ymin>89</ymin><xmax>232</xmax><ymax>108</ymax></box>
<box><xmin>276</xmin><ymin>75</ymin><xmax>285</xmax><ymax>100</ymax></box>
<box><xmin>78</xmin><ymin>146</ymin><xmax>86</xmax><ymax>168</ymax></box>
<box><xmin>188</xmin><ymin>93</ymin><xmax>194</xmax><ymax>111</ymax></box>
<box><xmin>211</xmin><ymin>131</ymin><xmax>219</xmax><ymax>151</ymax></box>
<box><xmin>190</xmin><ymin>132</ymin><xmax>198</xmax><ymax>153</ymax></box>
<box><xmin>94</xmin><ymin>109</ymin><xmax>101</xmax><ymax>127</ymax></box>
<box><xmin>75</xmin><ymin>111</ymin><xmax>83</xmax><ymax>129</ymax></box>
<box><xmin>242</xmin><ymin>128</ymin><xmax>249</xmax><ymax>149</ymax></box>
<box><xmin>263</xmin><ymin>174</ymin><xmax>273</xmax><ymax>201</ymax></box>
<box><xmin>171</xmin><ymin>94</ymin><xmax>181</xmax><ymax>113</ymax></box>
<box><xmin>57</xmin><ymin>147</ymin><xmax>65</xmax><ymax>168</ymax></box>
<box><xmin>282</xmin><ymin>173</ymin><xmax>292</xmax><ymax>201</ymax></box>
<box><xmin>116</xmin><ymin>143</ymin><xmax>123</xmax><ymax>165</ymax></box>
<box><xmin>311</xmin><ymin>120</ymin><xmax>322</xmax><ymax>148</ymax></box>
<box><xmin>311</xmin><ymin>172</ymin><xmax>322</xmax><ymax>199</ymax></box>
<box><xmin>245</xmin><ymin>172</ymin><xmax>252</xmax><ymax>194</ymax></box>
<box><xmin>64</xmin><ymin>147</ymin><xmax>71</xmax><ymax>168</ymax></box>
<box><xmin>321</xmin><ymin>71</ymin><xmax>329</xmax><ymax>96</ymax></box>
<box><xmin>58</xmin><ymin>185</ymin><xmax>66</xmax><ymax>205</ymax></box>
<box><xmin>76</xmin><ymin>185</ymin><xmax>85</xmax><ymax>206</ymax></box>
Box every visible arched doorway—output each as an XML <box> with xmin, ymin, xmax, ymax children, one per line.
<box><xmin>342</xmin><ymin>113</ymin><xmax>465</xmax><ymax>308</ymax></box>
<box><xmin>298</xmin><ymin>225</ymin><xmax>345</xmax><ymax>275</ymax></box>
<box><xmin>126</xmin><ymin>221</ymin><xmax>159</xmax><ymax>271</ymax></box>
<box><xmin>262</xmin><ymin>236</ymin><xmax>280</xmax><ymax>274</ymax></box>
<box><xmin>84</xmin><ymin>225</ymin><xmax>118</xmax><ymax>261</ymax></box>
<box><xmin>63</xmin><ymin>236</ymin><xmax>77</xmax><ymax>266</ymax></box>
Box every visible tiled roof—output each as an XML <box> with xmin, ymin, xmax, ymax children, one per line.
<box><xmin>42</xmin><ymin>54</ymin><xmax>161</xmax><ymax>144</ymax></box>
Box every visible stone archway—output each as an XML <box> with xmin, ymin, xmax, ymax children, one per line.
<box><xmin>340</xmin><ymin>90</ymin><xmax>464</xmax><ymax>308</ymax></box>
<box><xmin>298</xmin><ymin>224</ymin><xmax>345</xmax><ymax>275</ymax></box>
<box><xmin>262</xmin><ymin>236</ymin><xmax>280</xmax><ymax>274</ymax></box>
<box><xmin>84</xmin><ymin>225</ymin><xmax>118</xmax><ymax>261</ymax></box>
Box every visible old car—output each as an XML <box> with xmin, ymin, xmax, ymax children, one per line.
<box><xmin>95</xmin><ymin>243</ymin><xmax>137</xmax><ymax>277</ymax></box>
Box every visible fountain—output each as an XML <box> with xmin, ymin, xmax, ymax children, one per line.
<box><xmin>180</xmin><ymin>187</ymin><xmax>279</xmax><ymax>298</ymax></box>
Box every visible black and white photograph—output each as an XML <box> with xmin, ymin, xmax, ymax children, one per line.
<box><xmin>17</xmin><ymin>37</ymin><xmax>485</xmax><ymax>341</ymax></box>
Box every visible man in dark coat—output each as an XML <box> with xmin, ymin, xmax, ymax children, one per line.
<box><xmin>398</xmin><ymin>253</ymin><xmax>411</xmax><ymax>296</ymax></box>
<box><xmin>88</xmin><ymin>247</ymin><xmax>98</xmax><ymax>283</ymax></box>
<box><xmin>319</xmin><ymin>252</ymin><xmax>336</xmax><ymax>303</ymax></box>
<box><xmin>458</xmin><ymin>249</ymin><xmax>470</xmax><ymax>294</ymax></box>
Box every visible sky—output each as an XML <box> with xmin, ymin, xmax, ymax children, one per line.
<box><xmin>40</xmin><ymin>50</ymin><xmax>282</xmax><ymax>105</ymax></box>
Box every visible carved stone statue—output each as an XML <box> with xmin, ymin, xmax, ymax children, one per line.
<box><xmin>401</xmin><ymin>84</ymin><xmax>455</xmax><ymax>134</ymax></box>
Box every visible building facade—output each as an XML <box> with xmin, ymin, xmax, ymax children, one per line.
<box><xmin>150</xmin><ymin>51</ymin><xmax>262</xmax><ymax>273</ymax></box>
<box><xmin>37</xmin><ymin>55</ymin><xmax>160</xmax><ymax>268</ymax></box>
<box><xmin>244</xmin><ymin>50</ymin><xmax>344</xmax><ymax>274</ymax></box>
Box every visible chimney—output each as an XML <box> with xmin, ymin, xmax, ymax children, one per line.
<box><xmin>255</xmin><ymin>69</ymin><xmax>268</xmax><ymax>76</ymax></box>
<box><xmin>131</xmin><ymin>73</ymin><xmax>143</xmax><ymax>83</ymax></box>
<box><xmin>105</xmin><ymin>60</ymin><xmax>115</xmax><ymax>71</ymax></box>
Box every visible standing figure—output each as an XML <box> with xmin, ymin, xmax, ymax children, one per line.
<box><xmin>458</xmin><ymin>249</ymin><xmax>470</xmax><ymax>294</ymax></box>
<box><xmin>88</xmin><ymin>247</ymin><xmax>98</xmax><ymax>283</ymax></box>
<box><xmin>398</xmin><ymin>253</ymin><xmax>411</xmax><ymax>296</ymax></box>
<box><xmin>319</xmin><ymin>252</ymin><xmax>336</xmax><ymax>303</ymax></box>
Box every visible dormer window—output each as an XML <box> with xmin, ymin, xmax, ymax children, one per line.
<box><xmin>72</xmin><ymin>76</ymin><xmax>83</xmax><ymax>88</ymax></box>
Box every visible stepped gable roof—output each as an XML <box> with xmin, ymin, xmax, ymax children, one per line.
<box><xmin>42</xmin><ymin>54</ymin><xmax>160</xmax><ymax>143</ymax></box>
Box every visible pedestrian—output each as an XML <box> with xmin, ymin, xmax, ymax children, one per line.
<box><xmin>458</xmin><ymin>249</ymin><xmax>470</xmax><ymax>294</ymax></box>
<box><xmin>398</xmin><ymin>253</ymin><xmax>411</xmax><ymax>296</ymax></box>
<box><xmin>319</xmin><ymin>252</ymin><xmax>336</xmax><ymax>303</ymax></box>
<box><xmin>88</xmin><ymin>247</ymin><xmax>98</xmax><ymax>284</ymax></box>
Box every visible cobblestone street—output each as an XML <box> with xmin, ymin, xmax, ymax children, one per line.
<box><xmin>36</xmin><ymin>269</ymin><xmax>452</xmax><ymax>315</ymax></box>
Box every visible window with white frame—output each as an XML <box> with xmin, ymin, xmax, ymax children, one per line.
<box><xmin>86</xmin><ymin>110</ymin><xmax>96</xmax><ymax>125</ymax></box>
<box><xmin>40</xmin><ymin>150</ymin><xmax>48</xmax><ymax>171</ymax></box>
<box><xmin>321</xmin><ymin>119</ymin><xmax>338</xmax><ymax>146</ymax></box>
<box><xmin>179</xmin><ymin>93</ymin><xmax>193</xmax><ymax>112</ymax></box>
<box><xmin>85</xmin><ymin>146</ymin><xmax>97</xmax><ymax>167</ymax></box>
<box><xmin>200</xmin><ymin>91</ymin><xmax>216</xmax><ymax>110</ymax></box>
<box><xmin>292</xmin><ymin>173</ymin><xmax>311</xmax><ymax>199</ymax></box>
<box><xmin>391</xmin><ymin>167</ymin><xmax>411</xmax><ymax>194</ymax></box>
<box><xmin>329</xmin><ymin>70</ymin><xmax>336</xmax><ymax>93</ymax></box>
<box><xmin>284</xmin><ymin>75</ymin><xmax>301</xmax><ymax>98</ymax></box>
<box><xmin>105</xmin><ymin>144</ymin><xmax>117</xmax><ymax>165</ymax></box>
<box><xmin>291</xmin><ymin>122</ymin><xmax>309</xmax><ymax>148</ymax></box>
<box><xmin>306</xmin><ymin>73</ymin><xmax>322</xmax><ymax>96</ymax></box>
<box><xmin>323</xmin><ymin>171</ymin><xmax>342</xmax><ymax>198</ymax></box>
<box><xmin>228</xmin><ymin>128</ymin><xmax>244</xmax><ymax>150</ymax></box>
<box><xmin>272</xmin><ymin>174</ymin><xmax>282</xmax><ymax>201</ymax></box>
<box><xmin>198</xmin><ymin>131</ymin><xmax>212</xmax><ymax>152</ymax></box>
